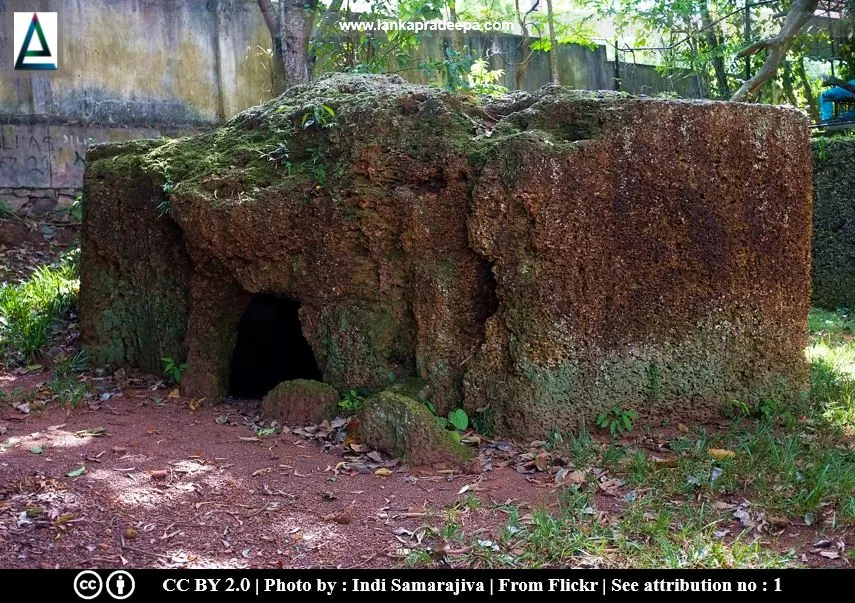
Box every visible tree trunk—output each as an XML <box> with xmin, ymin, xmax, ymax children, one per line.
<box><xmin>281</xmin><ymin>0</ymin><xmax>319</xmax><ymax>87</ymax></box>
<box><xmin>514</xmin><ymin>0</ymin><xmax>533</xmax><ymax>90</ymax></box>
<box><xmin>256</xmin><ymin>0</ymin><xmax>286</xmax><ymax>94</ymax></box>
<box><xmin>699</xmin><ymin>1</ymin><xmax>730</xmax><ymax>98</ymax></box>
<box><xmin>796</xmin><ymin>57</ymin><xmax>819</xmax><ymax>122</ymax></box>
<box><xmin>546</xmin><ymin>0</ymin><xmax>560</xmax><ymax>84</ymax></box>
<box><xmin>730</xmin><ymin>0</ymin><xmax>819</xmax><ymax>101</ymax></box>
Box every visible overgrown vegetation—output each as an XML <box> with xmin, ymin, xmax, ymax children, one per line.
<box><xmin>596</xmin><ymin>404</ymin><xmax>638</xmax><ymax>437</ymax></box>
<box><xmin>0</xmin><ymin>248</ymin><xmax>79</xmax><ymax>365</ymax></box>
<box><xmin>48</xmin><ymin>351</ymin><xmax>90</xmax><ymax>408</ymax></box>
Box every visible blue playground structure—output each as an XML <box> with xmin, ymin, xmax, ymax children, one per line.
<box><xmin>819</xmin><ymin>79</ymin><xmax>855</xmax><ymax>124</ymax></box>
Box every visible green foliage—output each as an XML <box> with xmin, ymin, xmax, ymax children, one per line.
<box><xmin>256</xmin><ymin>426</ymin><xmax>277</xmax><ymax>437</ymax></box>
<box><xmin>808</xmin><ymin>307</ymin><xmax>855</xmax><ymax>335</ymax></box>
<box><xmin>420</xmin><ymin>45</ymin><xmax>473</xmax><ymax>91</ymax></box>
<box><xmin>467</xmin><ymin>59</ymin><xmax>508</xmax><ymax>96</ymax></box>
<box><xmin>307</xmin><ymin>147</ymin><xmax>328</xmax><ymax>187</ymax></box>
<box><xmin>259</xmin><ymin>141</ymin><xmax>291</xmax><ymax>170</ymax></box>
<box><xmin>816</xmin><ymin>136</ymin><xmax>829</xmax><ymax>162</ymax></box>
<box><xmin>724</xmin><ymin>398</ymin><xmax>752</xmax><ymax>419</ymax></box>
<box><xmin>338</xmin><ymin>388</ymin><xmax>366</xmax><ymax>413</ymax></box>
<box><xmin>596</xmin><ymin>404</ymin><xmax>638</xmax><ymax>437</ymax></box>
<box><xmin>161</xmin><ymin>356</ymin><xmax>187</xmax><ymax>384</ymax></box>
<box><xmin>424</xmin><ymin>399</ymin><xmax>469</xmax><ymax>441</ymax></box>
<box><xmin>157</xmin><ymin>174</ymin><xmax>175</xmax><ymax>217</ymax></box>
<box><xmin>0</xmin><ymin>200</ymin><xmax>14</xmax><ymax>217</ymax></box>
<box><xmin>59</xmin><ymin>194</ymin><xmax>84</xmax><ymax>223</ymax></box>
<box><xmin>301</xmin><ymin>104</ymin><xmax>336</xmax><ymax>130</ymax></box>
<box><xmin>311</xmin><ymin>0</ymin><xmax>444</xmax><ymax>75</ymax></box>
<box><xmin>0</xmin><ymin>254</ymin><xmax>79</xmax><ymax>364</ymax></box>
<box><xmin>448</xmin><ymin>407</ymin><xmax>469</xmax><ymax>431</ymax></box>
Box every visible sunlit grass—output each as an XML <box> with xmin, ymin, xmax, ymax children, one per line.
<box><xmin>0</xmin><ymin>248</ymin><xmax>79</xmax><ymax>364</ymax></box>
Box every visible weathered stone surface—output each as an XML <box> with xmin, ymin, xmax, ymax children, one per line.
<box><xmin>464</xmin><ymin>94</ymin><xmax>812</xmax><ymax>437</ymax></box>
<box><xmin>25</xmin><ymin>197</ymin><xmax>57</xmax><ymax>216</ymax></box>
<box><xmin>81</xmin><ymin>74</ymin><xmax>811</xmax><ymax>439</ymax></box>
<box><xmin>0</xmin><ymin>195</ymin><xmax>26</xmax><ymax>213</ymax></box>
<box><xmin>56</xmin><ymin>194</ymin><xmax>77</xmax><ymax>209</ymax></box>
<box><xmin>358</xmin><ymin>391</ymin><xmax>474</xmax><ymax>465</ymax></box>
<box><xmin>80</xmin><ymin>139</ymin><xmax>192</xmax><ymax>375</ymax></box>
<box><xmin>261</xmin><ymin>379</ymin><xmax>339</xmax><ymax>425</ymax></box>
<box><xmin>812</xmin><ymin>137</ymin><xmax>855</xmax><ymax>310</ymax></box>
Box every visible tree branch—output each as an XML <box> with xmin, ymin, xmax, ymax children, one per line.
<box><xmin>822</xmin><ymin>76</ymin><xmax>855</xmax><ymax>96</ymax></box>
<box><xmin>256</xmin><ymin>0</ymin><xmax>279</xmax><ymax>39</ymax></box>
<box><xmin>730</xmin><ymin>0</ymin><xmax>819</xmax><ymax>102</ymax></box>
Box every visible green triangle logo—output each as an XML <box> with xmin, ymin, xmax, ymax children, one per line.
<box><xmin>15</xmin><ymin>13</ymin><xmax>56</xmax><ymax>70</ymax></box>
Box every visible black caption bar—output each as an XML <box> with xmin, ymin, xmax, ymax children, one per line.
<box><xmin>5</xmin><ymin>569</ymin><xmax>853</xmax><ymax>600</ymax></box>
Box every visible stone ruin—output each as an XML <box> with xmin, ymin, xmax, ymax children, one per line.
<box><xmin>80</xmin><ymin>73</ymin><xmax>812</xmax><ymax>441</ymax></box>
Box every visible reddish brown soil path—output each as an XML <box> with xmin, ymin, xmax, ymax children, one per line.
<box><xmin>0</xmin><ymin>375</ymin><xmax>850</xmax><ymax>569</ymax></box>
<box><xmin>0</xmin><ymin>378</ymin><xmax>553</xmax><ymax>569</ymax></box>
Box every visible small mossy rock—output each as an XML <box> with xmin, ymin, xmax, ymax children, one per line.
<box><xmin>358</xmin><ymin>391</ymin><xmax>474</xmax><ymax>466</ymax></box>
<box><xmin>261</xmin><ymin>379</ymin><xmax>339</xmax><ymax>425</ymax></box>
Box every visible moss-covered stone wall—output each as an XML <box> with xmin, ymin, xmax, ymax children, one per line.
<box><xmin>812</xmin><ymin>136</ymin><xmax>855</xmax><ymax>311</ymax></box>
<box><xmin>81</xmin><ymin>74</ymin><xmax>812</xmax><ymax>439</ymax></box>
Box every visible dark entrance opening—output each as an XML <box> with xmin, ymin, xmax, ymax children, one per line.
<box><xmin>228</xmin><ymin>294</ymin><xmax>322</xmax><ymax>399</ymax></box>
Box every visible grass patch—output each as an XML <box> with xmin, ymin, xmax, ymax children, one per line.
<box><xmin>419</xmin><ymin>310</ymin><xmax>854</xmax><ymax>568</ymax></box>
<box><xmin>0</xmin><ymin>248</ymin><xmax>79</xmax><ymax>365</ymax></box>
<box><xmin>47</xmin><ymin>351</ymin><xmax>90</xmax><ymax>408</ymax></box>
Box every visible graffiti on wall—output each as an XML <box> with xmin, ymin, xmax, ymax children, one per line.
<box><xmin>0</xmin><ymin>124</ymin><xmax>163</xmax><ymax>189</ymax></box>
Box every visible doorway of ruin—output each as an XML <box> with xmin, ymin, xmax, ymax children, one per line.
<box><xmin>228</xmin><ymin>294</ymin><xmax>322</xmax><ymax>399</ymax></box>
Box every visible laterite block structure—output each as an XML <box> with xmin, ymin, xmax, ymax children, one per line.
<box><xmin>81</xmin><ymin>74</ymin><xmax>812</xmax><ymax>438</ymax></box>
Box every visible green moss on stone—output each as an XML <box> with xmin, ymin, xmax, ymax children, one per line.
<box><xmin>812</xmin><ymin>136</ymin><xmax>855</xmax><ymax>310</ymax></box>
<box><xmin>358</xmin><ymin>391</ymin><xmax>474</xmax><ymax>465</ymax></box>
<box><xmin>261</xmin><ymin>379</ymin><xmax>339</xmax><ymax>425</ymax></box>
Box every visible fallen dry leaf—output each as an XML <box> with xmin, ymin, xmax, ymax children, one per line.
<box><xmin>533</xmin><ymin>452</ymin><xmax>550</xmax><ymax>472</ymax></box>
<box><xmin>650</xmin><ymin>455</ymin><xmax>678</xmax><ymax>468</ymax></box>
<box><xmin>168</xmin><ymin>388</ymin><xmax>180</xmax><ymax>399</ymax></box>
<box><xmin>597</xmin><ymin>477</ymin><xmax>623</xmax><ymax>496</ymax></box>
<box><xmin>555</xmin><ymin>469</ymin><xmax>587</xmax><ymax>486</ymax></box>
<box><xmin>375</xmin><ymin>467</ymin><xmax>393</xmax><ymax>477</ymax></box>
<box><xmin>148</xmin><ymin>470</ymin><xmax>169</xmax><ymax>480</ymax></box>
<box><xmin>678</xmin><ymin>423</ymin><xmax>690</xmax><ymax>433</ymax></box>
<box><xmin>708</xmin><ymin>448</ymin><xmax>736</xmax><ymax>461</ymax></box>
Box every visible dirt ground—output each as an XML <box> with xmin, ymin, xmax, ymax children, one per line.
<box><xmin>0</xmin><ymin>370</ymin><xmax>850</xmax><ymax>569</ymax></box>
<box><xmin>0</xmin><ymin>373</ymin><xmax>549</xmax><ymax>569</ymax></box>
<box><xmin>0</xmin><ymin>216</ymin><xmax>851</xmax><ymax>569</ymax></box>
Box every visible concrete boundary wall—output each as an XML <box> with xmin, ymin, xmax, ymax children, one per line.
<box><xmin>0</xmin><ymin>0</ymin><xmax>703</xmax><ymax>216</ymax></box>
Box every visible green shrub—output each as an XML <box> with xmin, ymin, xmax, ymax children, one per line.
<box><xmin>0</xmin><ymin>254</ymin><xmax>79</xmax><ymax>364</ymax></box>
